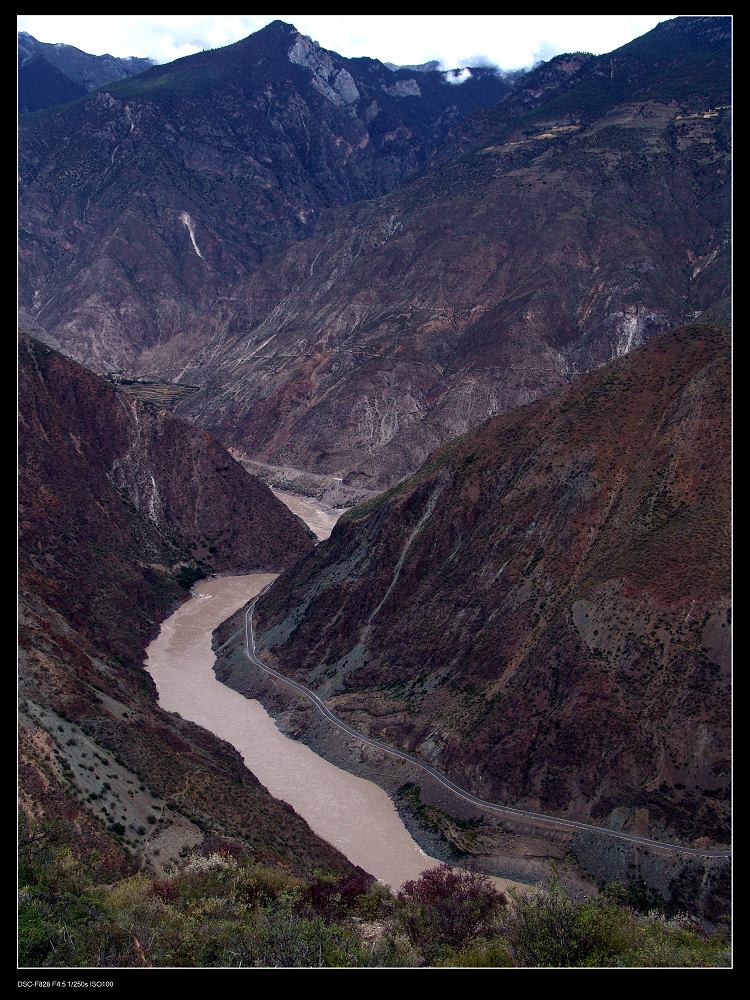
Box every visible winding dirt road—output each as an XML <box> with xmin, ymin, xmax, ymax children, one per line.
<box><xmin>244</xmin><ymin>601</ymin><xmax>731</xmax><ymax>861</ymax></box>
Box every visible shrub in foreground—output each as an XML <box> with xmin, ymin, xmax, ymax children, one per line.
<box><xmin>396</xmin><ymin>864</ymin><xmax>507</xmax><ymax>961</ymax></box>
<box><xmin>18</xmin><ymin>830</ymin><xmax>729</xmax><ymax>969</ymax></box>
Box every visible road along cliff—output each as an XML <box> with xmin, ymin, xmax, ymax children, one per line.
<box><xmin>214</xmin><ymin>324</ymin><xmax>730</xmax><ymax>917</ymax></box>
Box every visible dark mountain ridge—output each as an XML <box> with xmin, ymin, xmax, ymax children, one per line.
<box><xmin>18</xmin><ymin>31</ymin><xmax>154</xmax><ymax>113</ymax></box>
<box><xmin>18</xmin><ymin>338</ymin><xmax>352</xmax><ymax>884</ymax></box>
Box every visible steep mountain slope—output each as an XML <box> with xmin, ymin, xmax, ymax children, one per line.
<box><xmin>444</xmin><ymin>14</ymin><xmax>731</xmax><ymax>160</ymax></box>
<box><xmin>164</xmin><ymin>15</ymin><xmax>730</xmax><ymax>493</ymax></box>
<box><xmin>18</xmin><ymin>32</ymin><xmax>154</xmax><ymax>113</ymax></box>
<box><xmin>249</xmin><ymin>325</ymin><xmax>730</xmax><ymax>848</ymax></box>
<box><xmin>17</xmin><ymin>338</ymin><xmax>350</xmax><ymax>882</ymax></box>
<box><xmin>19</xmin><ymin>20</ymin><xmax>510</xmax><ymax>370</ymax></box>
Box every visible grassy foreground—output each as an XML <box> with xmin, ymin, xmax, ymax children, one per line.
<box><xmin>19</xmin><ymin>822</ymin><xmax>729</xmax><ymax>968</ymax></box>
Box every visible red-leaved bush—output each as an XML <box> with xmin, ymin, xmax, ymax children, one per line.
<box><xmin>397</xmin><ymin>864</ymin><xmax>507</xmax><ymax>958</ymax></box>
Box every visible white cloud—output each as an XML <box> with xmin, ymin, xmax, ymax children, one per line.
<box><xmin>444</xmin><ymin>68</ymin><xmax>473</xmax><ymax>85</ymax></box>
<box><xmin>17</xmin><ymin>14</ymin><xmax>678</xmax><ymax>72</ymax></box>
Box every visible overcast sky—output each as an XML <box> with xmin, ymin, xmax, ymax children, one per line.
<box><xmin>17</xmin><ymin>15</ymin><xmax>678</xmax><ymax>72</ymax></box>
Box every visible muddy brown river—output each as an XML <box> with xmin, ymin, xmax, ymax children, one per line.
<box><xmin>145</xmin><ymin>493</ymin><xmax>526</xmax><ymax>891</ymax></box>
<box><xmin>270</xmin><ymin>489</ymin><xmax>340</xmax><ymax>540</ymax></box>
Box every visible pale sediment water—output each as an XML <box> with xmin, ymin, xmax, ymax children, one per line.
<box><xmin>144</xmin><ymin>492</ymin><xmax>526</xmax><ymax>891</ymax></box>
<box><xmin>271</xmin><ymin>488</ymin><xmax>340</xmax><ymax>540</ymax></box>
<box><xmin>145</xmin><ymin>572</ymin><xmax>444</xmax><ymax>887</ymax></box>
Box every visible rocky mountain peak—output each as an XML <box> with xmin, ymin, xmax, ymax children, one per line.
<box><xmin>288</xmin><ymin>31</ymin><xmax>361</xmax><ymax>107</ymax></box>
<box><xmin>386</xmin><ymin>59</ymin><xmax>442</xmax><ymax>73</ymax></box>
<box><xmin>19</xmin><ymin>18</ymin><xmax>513</xmax><ymax>372</ymax></box>
<box><xmin>257</xmin><ymin>18</ymin><xmax>299</xmax><ymax>37</ymax></box>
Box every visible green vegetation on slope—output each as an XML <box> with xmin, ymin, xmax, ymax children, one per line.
<box><xmin>19</xmin><ymin>815</ymin><xmax>729</xmax><ymax>968</ymax></box>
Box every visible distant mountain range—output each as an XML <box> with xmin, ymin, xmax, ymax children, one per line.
<box><xmin>167</xmin><ymin>16</ymin><xmax>730</xmax><ymax>493</ymax></box>
<box><xmin>19</xmin><ymin>17</ymin><xmax>730</xmax><ymax>496</ymax></box>
<box><xmin>18</xmin><ymin>31</ymin><xmax>155</xmax><ymax>113</ymax></box>
<box><xmin>19</xmin><ymin>20</ymin><xmax>512</xmax><ymax>372</ymax></box>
